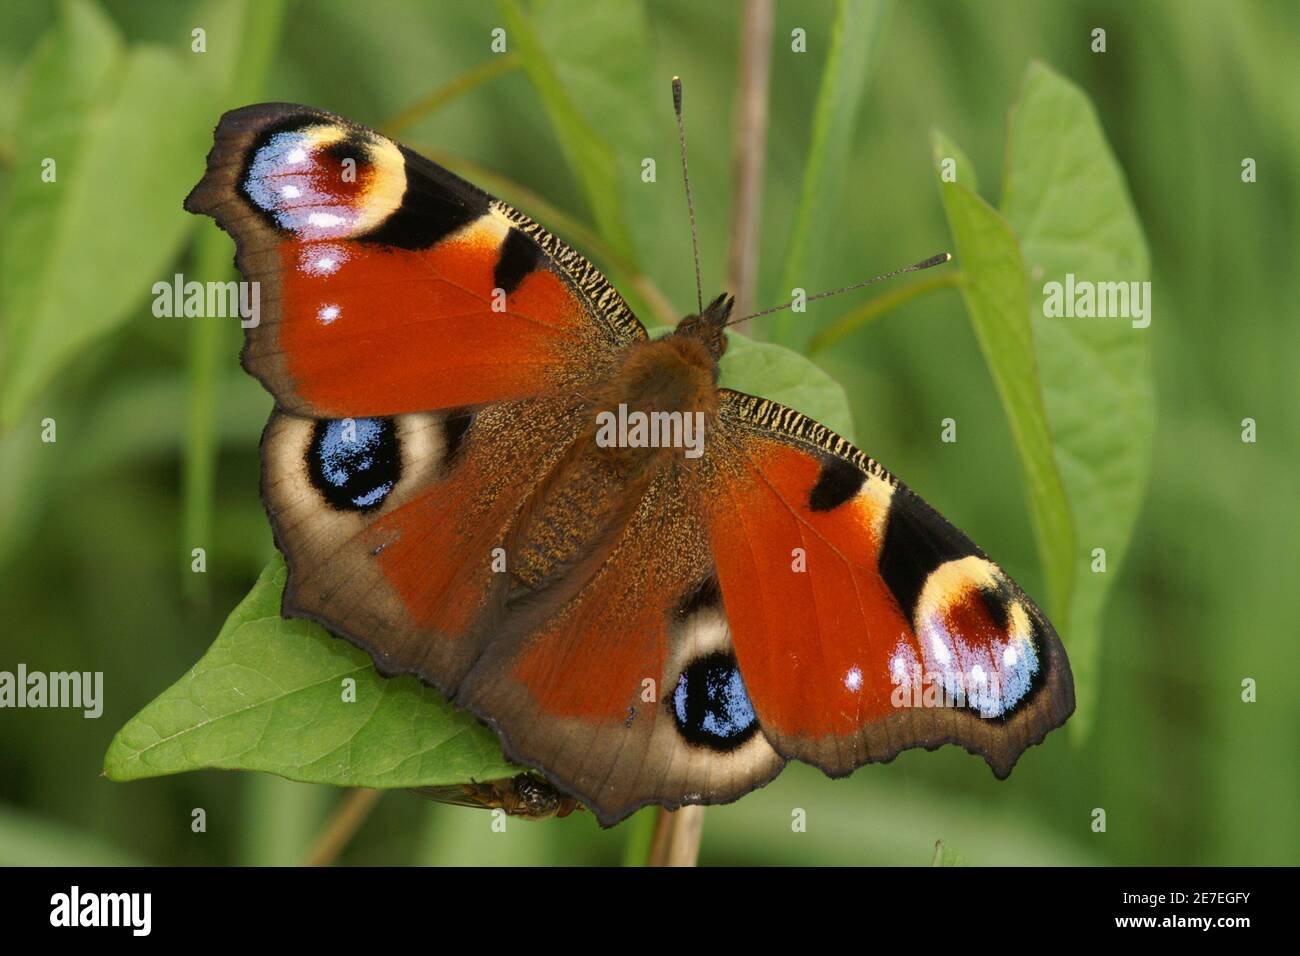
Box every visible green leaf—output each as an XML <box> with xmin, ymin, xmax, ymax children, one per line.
<box><xmin>932</xmin><ymin>128</ymin><xmax>1076</xmax><ymax>622</ymax></box>
<box><xmin>497</xmin><ymin>0</ymin><xmax>636</xmax><ymax>261</ymax></box>
<box><xmin>646</xmin><ymin>325</ymin><xmax>856</xmax><ymax>441</ymax></box>
<box><xmin>771</xmin><ymin>0</ymin><xmax>892</xmax><ymax>350</ymax></box>
<box><xmin>999</xmin><ymin>63</ymin><xmax>1154</xmax><ymax>738</ymax></box>
<box><xmin>104</xmin><ymin>557</ymin><xmax>518</xmax><ymax>787</ymax></box>
<box><xmin>1</xmin><ymin>0</ymin><xmax>213</xmax><ymax>427</ymax></box>
<box><xmin>722</xmin><ymin>332</ymin><xmax>857</xmax><ymax>441</ymax></box>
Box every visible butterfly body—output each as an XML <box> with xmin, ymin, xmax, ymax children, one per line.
<box><xmin>187</xmin><ymin>103</ymin><xmax>1074</xmax><ymax>825</ymax></box>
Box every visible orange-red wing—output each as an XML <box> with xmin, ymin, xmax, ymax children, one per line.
<box><xmin>185</xmin><ymin>103</ymin><xmax>645</xmax><ymax>418</ymax></box>
<box><xmin>261</xmin><ymin>390</ymin><xmax>783</xmax><ymax>826</ymax></box>
<box><xmin>450</xmin><ymin>450</ymin><xmax>784</xmax><ymax>826</ymax></box>
<box><xmin>706</xmin><ymin>390</ymin><xmax>1075</xmax><ymax>778</ymax></box>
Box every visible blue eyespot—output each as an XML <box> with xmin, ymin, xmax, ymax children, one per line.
<box><xmin>671</xmin><ymin>652</ymin><xmax>758</xmax><ymax>750</ymax></box>
<box><xmin>307</xmin><ymin>417</ymin><xmax>399</xmax><ymax>512</ymax></box>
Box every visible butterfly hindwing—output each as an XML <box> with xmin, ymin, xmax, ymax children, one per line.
<box><xmin>185</xmin><ymin>103</ymin><xmax>645</xmax><ymax>419</ymax></box>
<box><xmin>262</xmin><ymin>387</ymin><xmax>781</xmax><ymax>825</ymax></box>
<box><xmin>706</xmin><ymin>389</ymin><xmax>1075</xmax><ymax>778</ymax></box>
<box><xmin>450</xmin><ymin>454</ymin><xmax>784</xmax><ymax>825</ymax></box>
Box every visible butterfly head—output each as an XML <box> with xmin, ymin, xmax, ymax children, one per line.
<box><xmin>673</xmin><ymin>291</ymin><xmax>734</xmax><ymax>362</ymax></box>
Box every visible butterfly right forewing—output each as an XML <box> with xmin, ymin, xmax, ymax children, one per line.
<box><xmin>702</xmin><ymin>389</ymin><xmax>1074</xmax><ymax>778</ymax></box>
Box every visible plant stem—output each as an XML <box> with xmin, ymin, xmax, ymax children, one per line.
<box><xmin>619</xmin><ymin>807</ymin><xmax>658</xmax><ymax>866</ymax></box>
<box><xmin>647</xmin><ymin>806</ymin><xmax>707</xmax><ymax>866</ymax></box>
<box><xmin>181</xmin><ymin>228</ymin><xmax>233</xmax><ymax>602</ymax></box>
<box><xmin>302</xmin><ymin>788</ymin><xmax>383</xmax><ymax>867</ymax></box>
<box><xmin>726</xmin><ymin>0</ymin><xmax>774</xmax><ymax>328</ymax></box>
<box><xmin>182</xmin><ymin>0</ymin><xmax>285</xmax><ymax>600</ymax></box>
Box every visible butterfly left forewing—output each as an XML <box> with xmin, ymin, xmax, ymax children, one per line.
<box><xmin>705</xmin><ymin>389</ymin><xmax>1075</xmax><ymax>779</ymax></box>
<box><xmin>185</xmin><ymin>103</ymin><xmax>645</xmax><ymax>419</ymax></box>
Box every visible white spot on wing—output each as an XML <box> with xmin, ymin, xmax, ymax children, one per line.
<box><xmin>929</xmin><ymin>634</ymin><xmax>952</xmax><ymax>666</ymax></box>
<box><xmin>307</xmin><ymin>212</ymin><xmax>347</xmax><ymax>229</ymax></box>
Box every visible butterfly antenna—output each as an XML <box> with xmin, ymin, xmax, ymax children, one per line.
<box><xmin>673</xmin><ymin>76</ymin><xmax>704</xmax><ymax>316</ymax></box>
<box><xmin>726</xmin><ymin>252</ymin><xmax>953</xmax><ymax>327</ymax></box>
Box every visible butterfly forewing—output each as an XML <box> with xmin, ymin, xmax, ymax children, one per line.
<box><xmin>705</xmin><ymin>390</ymin><xmax>1075</xmax><ymax>778</ymax></box>
<box><xmin>184</xmin><ymin>103</ymin><xmax>644</xmax><ymax>419</ymax></box>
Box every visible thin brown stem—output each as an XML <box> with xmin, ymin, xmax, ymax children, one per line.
<box><xmin>726</xmin><ymin>0</ymin><xmax>775</xmax><ymax>330</ymax></box>
<box><xmin>302</xmin><ymin>788</ymin><xmax>383</xmax><ymax>867</ymax></box>
<box><xmin>647</xmin><ymin>805</ymin><xmax>707</xmax><ymax>867</ymax></box>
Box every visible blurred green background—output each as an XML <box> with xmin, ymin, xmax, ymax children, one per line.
<box><xmin>1</xmin><ymin>0</ymin><xmax>1295</xmax><ymax>865</ymax></box>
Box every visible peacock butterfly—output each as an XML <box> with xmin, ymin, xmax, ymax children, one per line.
<box><xmin>184</xmin><ymin>91</ymin><xmax>1074</xmax><ymax>826</ymax></box>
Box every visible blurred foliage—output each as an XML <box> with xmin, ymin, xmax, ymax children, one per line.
<box><xmin>0</xmin><ymin>0</ymin><xmax>1296</xmax><ymax>866</ymax></box>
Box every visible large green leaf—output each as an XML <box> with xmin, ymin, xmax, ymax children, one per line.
<box><xmin>1000</xmin><ymin>63</ymin><xmax>1154</xmax><ymax>736</ymax></box>
<box><xmin>0</xmin><ymin>0</ymin><xmax>212</xmax><ymax>427</ymax></box>
<box><xmin>771</xmin><ymin>0</ymin><xmax>892</xmax><ymax>349</ymax></box>
<box><xmin>932</xmin><ymin>128</ymin><xmax>1075</xmax><ymax>621</ymax></box>
<box><xmin>108</xmin><ymin>329</ymin><xmax>853</xmax><ymax>787</ymax></box>
<box><xmin>103</xmin><ymin>557</ymin><xmax>519</xmax><ymax>786</ymax></box>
